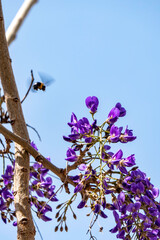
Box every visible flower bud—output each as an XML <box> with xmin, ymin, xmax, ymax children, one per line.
<box><xmin>57</xmin><ymin>216</ymin><xmax>62</xmax><ymax>222</ymax></box>
<box><xmin>65</xmin><ymin>224</ymin><xmax>68</xmax><ymax>232</ymax></box>
<box><xmin>54</xmin><ymin>226</ymin><xmax>58</xmax><ymax>232</ymax></box>
<box><xmin>55</xmin><ymin>212</ymin><xmax>59</xmax><ymax>218</ymax></box>
<box><xmin>73</xmin><ymin>213</ymin><xmax>77</xmax><ymax>219</ymax></box>
<box><xmin>56</xmin><ymin>203</ymin><xmax>64</xmax><ymax>209</ymax></box>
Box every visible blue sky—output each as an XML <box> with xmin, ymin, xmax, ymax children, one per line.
<box><xmin>1</xmin><ymin>0</ymin><xmax>160</xmax><ymax>239</ymax></box>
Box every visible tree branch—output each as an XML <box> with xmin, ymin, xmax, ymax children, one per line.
<box><xmin>0</xmin><ymin>123</ymin><xmax>76</xmax><ymax>188</ymax></box>
<box><xmin>0</xmin><ymin>1</ymin><xmax>35</xmax><ymax>239</ymax></box>
<box><xmin>6</xmin><ymin>0</ymin><xmax>38</xmax><ymax>46</ymax></box>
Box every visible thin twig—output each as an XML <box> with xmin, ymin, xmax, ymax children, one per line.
<box><xmin>0</xmin><ymin>138</ymin><xmax>12</xmax><ymax>154</ymax></box>
<box><xmin>26</xmin><ymin>123</ymin><xmax>41</xmax><ymax>141</ymax></box>
<box><xmin>33</xmin><ymin>217</ymin><xmax>43</xmax><ymax>240</ymax></box>
<box><xmin>21</xmin><ymin>70</ymin><xmax>34</xmax><ymax>104</ymax></box>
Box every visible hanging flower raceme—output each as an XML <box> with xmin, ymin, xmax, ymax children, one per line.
<box><xmin>62</xmin><ymin>96</ymin><xmax>160</xmax><ymax>239</ymax></box>
<box><xmin>0</xmin><ymin>96</ymin><xmax>159</xmax><ymax>240</ymax></box>
<box><xmin>0</xmin><ymin>141</ymin><xmax>59</xmax><ymax>225</ymax></box>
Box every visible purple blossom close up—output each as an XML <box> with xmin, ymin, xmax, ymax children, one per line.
<box><xmin>85</xmin><ymin>96</ymin><xmax>99</xmax><ymax>114</ymax></box>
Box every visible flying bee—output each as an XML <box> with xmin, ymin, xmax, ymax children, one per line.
<box><xmin>33</xmin><ymin>81</ymin><xmax>46</xmax><ymax>91</ymax></box>
<box><xmin>21</xmin><ymin>71</ymin><xmax>55</xmax><ymax>104</ymax></box>
<box><xmin>32</xmin><ymin>72</ymin><xmax>55</xmax><ymax>92</ymax></box>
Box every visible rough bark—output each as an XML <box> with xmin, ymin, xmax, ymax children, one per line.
<box><xmin>0</xmin><ymin>1</ymin><xmax>35</xmax><ymax>239</ymax></box>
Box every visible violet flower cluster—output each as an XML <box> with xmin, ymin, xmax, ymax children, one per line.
<box><xmin>0</xmin><ymin>165</ymin><xmax>14</xmax><ymax>224</ymax></box>
<box><xmin>29</xmin><ymin>143</ymin><xmax>58</xmax><ymax>222</ymax></box>
<box><xmin>63</xmin><ymin>96</ymin><xmax>160</xmax><ymax>240</ymax></box>
<box><xmin>0</xmin><ymin>95</ymin><xmax>159</xmax><ymax>240</ymax></box>
<box><xmin>0</xmin><ymin>142</ymin><xmax>58</xmax><ymax>225</ymax></box>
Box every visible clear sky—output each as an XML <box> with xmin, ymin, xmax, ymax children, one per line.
<box><xmin>1</xmin><ymin>0</ymin><xmax>160</xmax><ymax>239</ymax></box>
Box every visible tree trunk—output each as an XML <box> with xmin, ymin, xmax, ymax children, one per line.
<box><xmin>0</xmin><ymin>1</ymin><xmax>35</xmax><ymax>239</ymax></box>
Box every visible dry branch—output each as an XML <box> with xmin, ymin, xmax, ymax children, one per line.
<box><xmin>6</xmin><ymin>0</ymin><xmax>38</xmax><ymax>46</ymax></box>
<box><xmin>0</xmin><ymin>123</ymin><xmax>76</xmax><ymax>187</ymax></box>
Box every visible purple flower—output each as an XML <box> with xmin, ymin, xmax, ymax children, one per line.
<box><xmin>36</xmin><ymin>189</ymin><xmax>44</xmax><ymax>197</ymax></box>
<box><xmin>126</xmin><ymin>202</ymin><xmax>141</xmax><ymax>212</ymax></box>
<box><xmin>40</xmin><ymin>177</ymin><xmax>52</xmax><ymax>188</ymax></box>
<box><xmin>0</xmin><ymin>197</ymin><xmax>7</xmax><ymax>211</ymax></box>
<box><xmin>32</xmin><ymin>160</ymin><xmax>50</xmax><ymax>177</ymax></box>
<box><xmin>77</xmin><ymin>200</ymin><xmax>86</xmax><ymax>209</ymax></box>
<box><xmin>33</xmin><ymin>162</ymin><xmax>41</xmax><ymax>169</ymax></box>
<box><xmin>78</xmin><ymin>164</ymin><xmax>87</xmax><ymax>171</ymax></box>
<box><xmin>85</xmin><ymin>96</ymin><xmax>99</xmax><ymax>114</ymax></box>
<box><xmin>84</xmin><ymin>137</ymin><xmax>92</xmax><ymax>143</ymax></box>
<box><xmin>110</xmin><ymin>225</ymin><xmax>118</xmax><ymax>233</ymax></box>
<box><xmin>117</xmin><ymin>154</ymin><xmax>135</xmax><ymax>174</ymax></box>
<box><xmin>31</xmin><ymin>141</ymin><xmax>38</xmax><ymax>151</ymax></box>
<box><xmin>109</xmin><ymin>125</ymin><xmax>122</xmax><ymax>143</ymax></box>
<box><xmin>13</xmin><ymin>221</ymin><xmax>17</xmax><ymax>227</ymax></box>
<box><xmin>63</xmin><ymin>136</ymin><xmax>73</xmax><ymax>142</ymax></box>
<box><xmin>152</xmin><ymin>187</ymin><xmax>159</xmax><ymax>199</ymax></box>
<box><xmin>94</xmin><ymin>203</ymin><xmax>101</xmax><ymax>213</ymax></box>
<box><xmin>131</xmin><ymin>182</ymin><xmax>144</xmax><ymax>194</ymax></box>
<box><xmin>91</xmin><ymin>119</ymin><xmax>99</xmax><ymax>130</ymax></box>
<box><xmin>111</xmin><ymin>149</ymin><xmax>123</xmax><ymax>165</ymax></box>
<box><xmin>101</xmin><ymin>196</ymin><xmax>106</xmax><ymax>209</ymax></box>
<box><xmin>105</xmin><ymin>189</ymin><xmax>113</xmax><ymax>194</ymax></box>
<box><xmin>147</xmin><ymin>230</ymin><xmax>158</xmax><ymax>239</ymax></box>
<box><xmin>142</xmin><ymin>195</ymin><xmax>152</xmax><ymax>206</ymax></box>
<box><xmin>65</xmin><ymin>148</ymin><xmax>78</xmax><ymax>162</ymax></box>
<box><xmin>155</xmin><ymin>218</ymin><xmax>160</xmax><ymax>227</ymax></box>
<box><xmin>103</xmin><ymin>179</ymin><xmax>108</xmax><ymax>189</ymax></box>
<box><xmin>74</xmin><ymin>182</ymin><xmax>84</xmax><ymax>193</ymax></box>
<box><xmin>113</xmin><ymin>210</ymin><xmax>120</xmax><ymax>224</ymax></box>
<box><xmin>100</xmin><ymin>210</ymin><xmax>108</xmax><ymax>218</ymax></box>
<box><xmin>115</xmin><ymin>103</ymin><xmax>126</xmax><ymax>117</ymax></box>
<box><xmin>146</xmin><ymin>189</ymin><xmax>154</xmax><ymax>199</ymax></box>
<box><xmin>148</xmin><ymin>207</ymin><xmax>158</xmax><ymax>216</ymax></box>
<box><xmin>131</xmin><ymin>169</ymin><xmax>146</xmax><ymax>181</ymax></box>
<box><xmin>70</xmin><ymin>175</ymin><xmax>80</xmax><ymax>182</ymax></box>
<box><xmin>117</xmin><ymin>192</ymin><xmax>125</xmax><ymax>205</ymax></box>
<box><xmin>2</xmin><ymin>188</ymin><xmax>14</xmax><ymax>200</ymax></box>
<box><xmin>120</xmin><ymin>126</ymin><xmax>136</xmax><ymax>143</ymax></box>
<box><xmin>119</xmin><ymin>166</ymin><xmax>128</xmax><ymax>174</ymax></box>
<box><xmin>116</xmin><ymin>230</ymin><xmax>125</xmax><ymax>239</ymax></box>
<box><xmin>104</xmin><ymin>145</ymin><xmax>111</xmax><ymax>151</ymax></box>
<box><xmin>1</xmin><ymin>165</ymin><xmax>13</xmax><ymax>185</ymax></box>
<box><xmin>67</xmin><ymin>112</ymin><xmax>80</xmax><ymax>136</ymax></box>
<box><xmin>122</xmin><ymin>154</ymin><xmax>135</xmax><ymax>167</ymax></box>
<box><xmin>39</xmin><ymin>214</ymin><xmax>52</xmax><ymax>222</ymax></box>
<box><xmin>107</xmin><ymin>107</ymin><xmax>120</xmax><ymax>124</ymax></box>
<box><xmin>78</xmin><ymin>117</ymin><xmax>92</xmax><ymax>135</ymax></box>
<box><xmin>107</xmin><ymin>103</ymin><xmax>126</xmax><ymax>125</ymax></box>
<box><xmin>68</xmin><ymin>112</ymin><xmax>78</xmax><ymax>128</ymax></box>
<box><xmin>68</xmin><ymin>133</ymin><xmax>80</xmax><ymax>141</ymax></box>
<box><xmin>36</xmin><ymin>204</ymin><xmax>52</xmax><ymax>222</ymax></box>
<box><xmin>111</xmin><ymin>210</ymin><xmax>121</xmax><ymax>233</ymax></box>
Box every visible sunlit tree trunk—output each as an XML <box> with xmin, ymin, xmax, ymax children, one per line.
<box><xmin>0</xmin><ymin>1</ymin><xmax>35</xmax><ymax>239</ymax></box>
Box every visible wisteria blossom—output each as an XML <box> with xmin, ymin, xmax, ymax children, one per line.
<box><xmin>0</xmin><ymin>96</ymin><xmax>159</xmax><ymax>240</ymax></box>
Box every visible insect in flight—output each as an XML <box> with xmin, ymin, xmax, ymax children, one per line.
<box><xmin>32</xmin><ymin>72</ymin><xmax>55</xmax><ymax>92</ymax></box>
